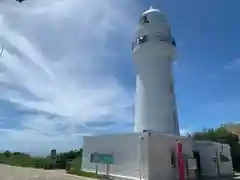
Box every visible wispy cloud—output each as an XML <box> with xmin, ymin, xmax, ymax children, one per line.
<box><xmin>223</xmin><ymin>58</ymin><xmax>240</xmax><ymax>70</ymax></box>
<box><xmin>205</xmin><ymin>57</ymin><xmax>240</xmax><ymax>79</ymax></box>
<box><xmin>0</xmin><ymin>0</ymin><xmax>139</xmax><ymax>154</ymax></box>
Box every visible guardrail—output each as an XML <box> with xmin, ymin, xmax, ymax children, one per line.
<box><xmin>132</xmin><ymin>35</ymin><xmax>176</xmax><ymax>50</ymax></box>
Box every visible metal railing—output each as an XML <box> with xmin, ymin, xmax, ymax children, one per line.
<box><xmin>132</xmin><ymin>35</ymin><xmax>176</xmax><ymax>50</ymax></box>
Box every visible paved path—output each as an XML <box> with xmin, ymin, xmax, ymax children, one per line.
<box><xmin>0</xmin><ymin>164</ymin><xmax>94</xmax><ymax>180</ymax></box>
<box><xmin>0</xmin><ymin>164</ymin><xmax>239</xmax><ymax>180</ymax></box>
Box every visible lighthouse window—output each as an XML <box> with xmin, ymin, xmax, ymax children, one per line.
<box><xmin>136</xmin><ymin>35</ymin><xmax>148</xmax><ymax>45</ymax></box>
<box><xmin>172</xmin><ymin>38</ymin><xmax>176</xmax><ymax>47</ymax></box>
<box><xmin>140</xmin><ymin>15</ymin><xmax>150</xmax><ymax>24</ymax></box>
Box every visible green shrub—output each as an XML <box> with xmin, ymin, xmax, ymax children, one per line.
<box><xmin>0</xmin><ymin>153</ymin><xmax>7</xmax><ymax>163</ymax></box>
<box><xmin>6</xmin><ymin>154</ymin><xmax>35</xmax><ymax>167</ymax></box>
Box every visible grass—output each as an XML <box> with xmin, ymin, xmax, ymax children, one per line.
<box><xmin>68</xmin><ymin>169</ymin><xmax>99</xmax><ymax>178</ymax></box>
<box><xmin>0</xmin><ymin>153</ymin><xmax>50</xmax><ymax>169</ymax></box>
<box><xmin>66</xmin><ymin>157</ymin><xmax>99</xmax><ymax>179</ymax></box>
<box><xmin>69</xmin><ymin>157</ymin><xmax>81</xmax><ymax>170</ymax></box>
<box><xmin>0</xmin><ymin>154</ymin><xmax>37</xmax><ymax>167</ymax></box>
<box><xmin>0</xmin><ymin>151</ymin><xmax>99</xmax><ymax>179</ymax></box>
<box><xmin>0</xmin><ymin>154</ymin><xmax>8</xmax><ymax>163</ymax></box>
<box><xmin>6</xmin><ymin>154</ymin><xmax>35</xmax><ymax>167</ymax></box>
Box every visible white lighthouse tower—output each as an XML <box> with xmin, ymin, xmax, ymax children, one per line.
<box><xmin>132</xmin><ymin>7</ymin><xmax>180</xmax><ymax>135</ymax></box>
<box><xmin>82</xmin><ymin>8</ymin><xmax>234</xmax><ymax>180</ymax></box>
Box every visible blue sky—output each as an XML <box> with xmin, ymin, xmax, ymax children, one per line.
<box><xmin>0</xmin><ymin>0</ymin><xmax>239</xmax><ymax>154</ymax></box>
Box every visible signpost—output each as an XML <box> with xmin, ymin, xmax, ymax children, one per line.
<box><xmin>90</xmin><ymin>152</ymin><xmax>114</xmax><ymax>176</ymax></box>
<box><xmin>50</xmin><ymin>149</ymin><xmax>57</xmax><ymax>160</ymax></box>
<box><xmin>90</xmin><ymin>152</ymin><xmax>114</xmax><ymax>164</ymax></box>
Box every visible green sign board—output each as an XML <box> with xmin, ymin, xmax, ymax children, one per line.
<box><xmin>90</xmin><ymin>152</ymin><xmax>114</xmax><ymax>164</ymax></box>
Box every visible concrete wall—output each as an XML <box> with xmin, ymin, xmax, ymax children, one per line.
<box><xmin>82</xmin><ymin>132</ymin><xmax>149</xmax><ymax>180</ymax></box>
<box><xmin>193</xmin><ymin>141</ymin><xmax>234</xmax><ymax>177</ymax></box>
<box><xmin>217</xmin><ymin>143</ymin><xmax>234</xmax><ymax>176</ymax></box>
<box><xmin>148</xmin><ymin>132</ymin><xmax>193</xmax><ymax>180</ymax></box>
<box><xmin>193</xmin><ymin>141</ymin><xmax>219</xmax><ymax>177</ymax></box>
<box><xmin>82</xmin><ymin>132</ymin><xmax>194</xmax><ymax>180</ymax></box>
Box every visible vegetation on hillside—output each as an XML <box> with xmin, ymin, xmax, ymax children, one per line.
<box><xmin>1</xmin><ymin>123</ymin><xmax>240</xmax><ymax>176</ymax></box>
<box><xmin>225</xmin><ymin>123</ymin><xmax>240</xmax><ymax>137</ymax></box>
<box><xmin>0</xmin><ymin>148</ymin><xmax>99</xmax><ymax>178</ymax></box>
<box><xmin>0</xmin><ymin>149</ymin><xmax>83</xmax><ymax>170</ymax></box>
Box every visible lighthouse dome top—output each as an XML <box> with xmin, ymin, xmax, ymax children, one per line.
<box><xmin>139</xmin><ymin>7</ymin><xmax>167</xmax><ymax>25</ymax></box>
<box><xmin>142</xmin><ymin>7</ymin><xmax>162</xmax><ymax>15</ymax></box>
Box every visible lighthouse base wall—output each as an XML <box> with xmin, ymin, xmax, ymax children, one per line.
<box><xmin>81</xmin><ymin>132</ymin><xmax>194</xmax><ymax>180</ymax></box>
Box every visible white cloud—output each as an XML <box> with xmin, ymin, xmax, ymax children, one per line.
<box><xmin>223</xmin><ymin>58</ymin><xmax>240</xmax><ymax>70</ymax></box>
<box><xmin>180</xmin><ymin>129</ymin><xmax>191</xmax><ymax>136</ymax></box>
<box><xmin>0</xmin><ymin>0</ymin><xmax>140</xmax><ymax>153</ymax></box>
